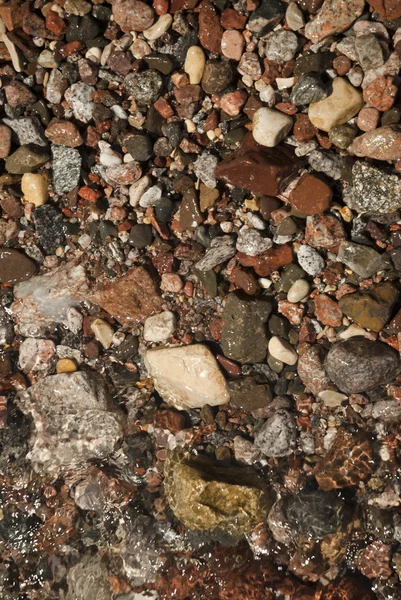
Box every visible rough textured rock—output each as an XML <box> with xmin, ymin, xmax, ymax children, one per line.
<box><xmin>352</xmin><ymin>161</ymin><xmax>401</xmax><ymax>214</ymax></box>
<box><xmin>350</xmin><ymin>126</ymin><xmax>401</xmax><ymax>161</ymax></box>
<box><xmin>164</xmin><ymin>450</ymin><xmax>270</xmax><ymax>534</ymax></box>
<box><xmin>338</xmin><ymin>282</ymin><xmax>398</xmax><ymax>332</ymax></box>
<box><xmin>16</xmin><ymin>371</ymin><xmax>124</xmax><ymax>475</ymax></box>
<box><xmin>285</xmin><ymin>490</ymin><xmax>346</xmax><ymax>540</ymax></box>
<box><xmin>145</xmin><ymin>344</ymin><xmax>229</xmax><ymax>410</ymax></box>
<box><xmin>91</xmin><ymin>266</ymin><xmax>163</xmax><ymax>327</ymax></box>
<box><xmin>305</xmin><ymin>0</ymin><xmax>365</xmax><ymax>42</ymax></box>
<box><xmin>66</xmin><ymin>556</ymin><xmax>113</xmax><ymax>600</ymax></box>
<box><xmin>337</xmin><ymin>241</ymin><xmax>389</xmax><ymax>278</ymax></box>
<box><xmin>221</xmin><ymin>291</ymin><xmax>271</xmax><ymax>363</ymax></box>
<box><xmin>112</xmin><ymin>0</ymin><xmax>154</xmax><ymax>32</ymax></box>
<box><xmin>366</xmin><ymin>0</ymin><xmax>401</xmax><ymax>20</ymax></box>
<box><xmin>298</xmin><ymin>344</ymin><xmax>330</xmax><ymax>395</ymax></box>
<box><xmin>51</xmin><ymin>144</ymin><xmax>81</xmax><ymax>194</ymax></box>
<box><xmin>254</xmin><ymin>409</ymin><xmax>297</xmax><ymax>457</ymax></box>
<box><xmin>325</xmin><ymin>338</ymin><xmax>400</xmax><ymax>394</ymax></box>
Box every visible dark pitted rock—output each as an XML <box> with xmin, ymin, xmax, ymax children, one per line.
<box><xmin>0</xmin><ymin>249</ymin><xmax>36</xmax><ymax>284</ymax></box>
<box><xmin>221</xmin><ymin>291</ymin><xmax>271</xmax><ymax>364</ymax></box>
<box><xmin>164</xmin><ymin>449</ymin><xmax>271</xmax><ymax>534</ymax></box>
<box><xmin>51</xmin><ymin>144</ymin><xmax>81</xmax><ymax>194</ymax></box>
<box><xmin>5</xmin><ymin>144</ymin><xmax>49</xmax><ymax>174</ymax></box>
<box><xmin>201</xmin><ymin>61</ymin><xmax>234</xmax><ymax>95</ymax></box>
<box><xmin>247</xmin><ymin>0</ymin><xmax>285</xmax><ymax>36</ymax></box>
<box><xmin>215</xmin><ymin>133</ymin><xmax>300</xmax><ymax>197</ymax></box>
<box><xmin>325</xmin><ymin>338</ymin><xmax>400</xmax><ymax>394</ymax></box>
<box><xmin>254</xmin><ymin>409</ymin><xmax>297</xmax><ymax>457</ymax></box>
<box><xmin>290</xmin><ymin>73</ymin><xmax>328</xmax><ymax>106</ymax></box>
<box><xmin>339</xmin><ymin>282</ymin><xmax>398</xmax><ymax>332</ymax></box>
<box><xmin>285</xmin><ymin>489</ymin><xmax>347</xmax><ymax>540</ymax></box>
<box><xmin>228</xmin><ymin>375</ymin><xmax>272</xmax><ymax>411</ymax></box>
<box><xmin>124</xmin><ymin>71</ymin><xmax>163</xmax><ymax>105</ymax></box>
<box><xmin>352</xmin><ymin>161</ymin><xmax>401</xmax><ymax>214</ymax></box>
<box><xmin>294</xmin><ymin>51</ymin><xmax>334</xmax><ymax>76</ymax></box>
<box><xmin>3</xmin><ymin>116</ymin><xmax>47</xmax><ymax>147</ymax></box>
<box><xmin>33</xmin><ymin>205</ymin><xmax>65</xmax><ymax>254</ymax></box>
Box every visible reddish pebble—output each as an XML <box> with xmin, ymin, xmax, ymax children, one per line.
<box><xmin>220</xmin><ymin>7</ymin><xmax>247</xmax><ymax>29</ymax></box>
<box><xmin>78</xmin><ymin>186</ymin><xmax>102</xmax><ymax>203</ymax></box>
<box><xmin>289</xmin><ymin>173</ymin><xmax>332</xmax><ymax>216</ymax></box>
<box><xmin>228</xmin><ymin>267</ymin><xmax>259</xmax><ymax>295</ymax></box>
<box><xmin>0</xmin><ymin>124</ymin><xmax>11</xmax><ymax>158</ymax></box>
<box><xmin>221</xmin><ymin>30</ymin><xmax>244</xmax><ymax>61</ymax></box>
<box><xmin>154</xmin><ymin>409</ymin><xmax>186</xmax><ymax>433</ymax></box>
<box><xmin>363</xmin><ymin>76</ymin><xmax>397</xmax><ymax>112</ymax></box>
<box><xmin>216</xmin><ymin>355</ymin><xmax>242</xmax><ymax>377</ymax></box>
<box><xmin>314</xmin><ymin>294</ymin><xmax>343</xmax><ymax>326</ymax></box>
<box><xmin>220</xmin><ymin>89</ymin><xmax>247</xmax><ymax>116</ymax></box>
<box><xmin>59</xmin><ymin>40</ymin><xmax>84</xmax><ymax>57</ymax></box>
<box><xmin>275</xmin><ymin>102</ymin><xmax>297</xmax><ymax>115</ymax></box>
<box><xmin>183</xmin><ymin>281</ymin><xmax>193</xmax><ymax>297</ymax></box>
<box><xmin>161</xmin><ymin>273</ymin><xmax>183</xmax><ymax>292</ymax></box>
<box><xmin>333</xmin><ymin>55</ymin><xmax>351</xmax><ymax>76</ymax></box>
<box><xmin>45</xmin><ymin>120</ymin><xmax>83</xmax><ymax>147</ymax></box>
<box><xmin>45</xmin><ymin>11</ymin><xmax>66</xmax><ymax>35</ymax></box>
<box><xmin>305</xmin><ymin>215</ymin><xmax>346</xmax><ymax>249</ymax></box>
<box><xmin>357</xmin><ymin>107</ymin><xmax>380</xmax><ymax>132</ymax></box>
<box><xmin>198</xmin><ymin>0</ymin><xmax>223</xmax><ymax>54</ymax></box>
<box><xmin>210</xmin><ymin>317</ymin><xmax>222</xmax><ymax>341</ymax></box>
<box><xmin>153</xmin><ymin>0</ymin><xmax>169</xmax><ymax>14</ymax></box>
<box><xmin>294</xmin><ymin>114</ymin><xmax>316</xmax><ymax>142</ymax></box>
<box><xmin>112</xmin><ymin>0</ymin><xmax>155</xmax><ymax>32</ymax></box>
<box><xmin>154</xmin><ymin>97</ymin><xmax>174</xmax><ymax>118</ymax></box>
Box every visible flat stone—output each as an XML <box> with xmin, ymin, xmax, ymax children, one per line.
<box><xmin>308</xmin><ymin>78</ymin><xmax>363</xmax><ymax>133</ymax></box>
<box><xmin>194</xmin><ymin>235</ymin><xmax>236</xmax><ymax>271</ymax></box>
<box><xmin>198</xmin><ymin>0</ymin><xmax>222</xmax><ymax>53</ymax></box>
<box><xmin>325</xmin><ymin>337</ymin><xmax>400</xmax><ymax>394</ymax></box>
<box><xmin>228</xmin><ymin>375</ymin><xmax>272</xmax><ymax>411</ymax></box>
<box><xmin>51</xmin><ymin>144</ymin><xmax>81</xmax><ymax>194</ymax></box>
<box><xmin>143</xmin><ymin>310</ymin><xmax>176</xmax><ymax>342</ymax></box>
<box><xmin>0</xmin><ymin>248</ymin><xmax>36</xmax><ymax>284</ymax></box>
<box><xmin>5</xmin><ymin>144</ymin><xmax>49</xmax><ymax>174</ymax></box>
<box><xmin>164</xmin><ymin>451</ymin><xmax>268</xmax><ymax>533</ymax></box>
<box><xmin>221</xmin><ymin>291</ymin><xmax>271</xmax><ymax>364</ymax></box>
<box><xmin>339</xmin><ymin>282</ymin><xmax>398</xmax><ymax>332</ymax></box>
<box><xmin>350</xmin><ymin>126</ymin><xmax>401</xmax><ymax>161</ymax></box>
<box><xmin>215</xmin><ymin>132</ymin><xmax>300</xmax><ymax>197</ymax></box>
<box><xmin>16</xmin><ymin>371</ymin><xmax>123</xmax><ymax>475</ymax></box>
<box><xmin>305</xmin><ymin>0</ymin><xmax>365</xmax><ymax>43</ymax></box>
<box><xmin>352</xmin><ymin>161</ymin><xmax>401</xmax><ymax>214</ymax></box>
<box><xmin>18</xmin><ymin>338</ymin><xmax>55</xmax><ymax>373</ymax></box>
<box><xmin>308</xmin><ymin>149</ymin><xmax>343</xmax><ymax>180</ymax></box>
<box><xmin>91</xmin><ymin>266</ymin><xmax>163</xmax><ymax>327</ymax></box>
<box><xmin>298</xmin><ymin>344</ymin><xmax>330</xmax><ymax>395</ymax></box>
<box><xmin>145</xmin><ymin>344</ymin><xmax>229</xmax><ymax>410</ymax></box>
<box><xmin>355</xmin><ymin>34</ymin><xmax>384</xmax><ymax>71</ymax></box>
<box><xmin>4</xmin><ymin>80</ymin><xmax>36</xmax><ymax>108</ymax></box>
<box><xmin>254</xmin><ymin>409</ymin><xmax>297</xmax><ymax>457</ymax></box>
<box><xmin>286</xmin><ymin>1</ymin><xmax>305</xmax><ymax>30</ymax></box>
<box><xmin>3</xmin><ymin>116</ymin><xmax>46</xmax><ymax>147</ymax></box>
<box><xmin>314</xmin><ymin>293</ymin><xmax>343</xmax><ymax>326</ymax></box>
<box><xmin>289</xmin><ymin>173</ymin><xmax>331</xmax><ymax>215</ymax></box>
<box><xmin>337</xmin><ymin>241</ymin><xmax>388</xmax><ymax>278</ymax></box>
<box><xmin>45</xmin><ymin>120</ymin><xmax>83</xmax><ymax>147</ymax></box>
<box><xmin>180</xmin><ymin>187</ymin><xmax>202</xmax><ymax>231</ymax></box>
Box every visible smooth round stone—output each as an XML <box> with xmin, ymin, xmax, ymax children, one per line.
<box><xmin>0</xmin><ymin>248</ymin><xmax>36</xmax><ymax>284</ymax></box>
<box><xmin>264</xmin><ymin>30</ymin><xmax>298</xmax><ymax>63</ymax></box>
<box><xmin>112</xmin><ymin>0</ymin><xmax>154</xmax><ymax>32</ymax></box>
<box><xmin>268</xmin><ymin>336</ymin><xmax>298</xmax><ymax>365</ymax></box>
<box><xmin>201</xmin><ymin>61</ymin><xmax>234</xmax><ymax>95</ymax></box>
<box><xmin>129</xmin><ymin>175</ymin><xmax>151</xmax><ymax>207</ymax></box>
<box><xmin>143</xmin><ymin>310</ymin><xmax>176</xmax><ymax>342</ymax></box>
<box><xmin>252</xmin><ymin>107</ymin><xmax>293</xmax><ymax>148</ymax></box>
<box><xmin>129</xmin><ymin>223</ymin><xmax>153</xmax><ymax>249</ymax></box>
<box><xmin>143</xmin><ymin>14</ymin><xmax>172</xmax><ymax>40</ymax></box>
<box><xmin>318</xmin><ymin>390</ymin><xmax>348</xmax><ymax>407</ymax></box>
<box><xmin>325</xmin><ymin>338</ymin><xmax>400</xmax><ymax>394</ymax></box>
<box><xmin>287</xmin><ymin>279</ymin><xmax>310</xmax><ymax>303</ymax></box>
<box><xmin>21</xmin><ymin>173</ymin><xmax>49</xmax><ymax>207</ymax></box>
<box><xmin>308</xmin><ymin>77</ymin><xmax>363</xmax><ymax>133</ymax></box>
<box><xmin>184</xmin><ymin>46</ymin><xmax>206</xmax><ymax>84</ymax></box>
<box><xmin>297</xmin><ymin>244</ymin><xmax>325</xmax><ymax>276</ymax></box>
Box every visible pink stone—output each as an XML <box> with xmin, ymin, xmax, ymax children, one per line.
<box><xmin>305</xmin><ymin>0</ymin><xmax>365</xmax><ymax>43</ymax></box>
<box><xmin>221</xmin><ymin>29</ymin><xmax>244</xmax><ymax>61</ymax></box>
<box><xmin>161</xmin><ymin>273</ymin><xmax>183</xmax><ymax>293</ymax></box>
<box><xmin>220</xmin><ymin>89</ymin><xmax>247</xmax><ymax>116</ymax></box>
<box><xmin>237</xmin><ymin>51</ymin><xmax>261</xmax><ymax>80</ymax></box>
<box><xmin>357</xmin><ymin>107</ymin><xmax>380</xmax><ymax>132</ymax></box>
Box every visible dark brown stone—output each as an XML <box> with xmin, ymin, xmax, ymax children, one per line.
<box><xmin>198</xmin><ymin>0</ymin><xmax>223</xmax><ymax>54</ymax></box>
<box><xmin>289</xmin><ymin>173</ymin><xmax>332</xmax><ymax>215</ymax></box>
<box><xmin>0</xmin><ymin>248</ymin><xmax>36</xmax><ymax>284</ymax></box>
<box><xmin>366</xmin><ymin>0</ymin><xmax>401</xmax><ymax>19</ymax></box>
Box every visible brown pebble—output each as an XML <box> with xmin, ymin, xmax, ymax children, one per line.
<box><xmin>0</xmin><ymin>125</ymin><xmax>12</xmax><ymax>159</ymax></box>
<box><xmin>0</xmin><ymin>248</ymin><xmax>36</xmax><ymax>284</ymax></box>
<box><xmin>289</xmin><ymin>173</ymin><xmax>332</xmax><ymax>216</ymax></box>
<box><xmin>45</xmin><ymin>120</ymin><xmax>83</xmax><ymax>147</ymax></box>
<box><xmin>333</xmin><ymin>55</ymin><xmax>351</xmax><ymax>76</ymax></box>
<box><xmin>198</xmin><ymin>0</ymin><xmax>223</xmax><ymax>53</ymax></box>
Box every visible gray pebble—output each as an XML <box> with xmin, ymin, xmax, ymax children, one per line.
<box><xmin>124</xmin><ymin>71</ymin><xmax>163</xmax><ymax>105</ymax></box>
<box><xmin>254</xmin><ymin>409</ymin><xmax>297</xmax><ymax>457</ymax></box>
<box><xmin>297</xmin><ymin>244</ymin><xmax>324</xmax><ymax>276</ymax></box>
<box><xmin>290</xmin><ymin>73</ymin><xmax>328</xmax><ymax>105</ymax></box>
<box><xmin>51</xmin><ymin>144</ymin><xmax>81</xmax><ymax>194</ymax></box>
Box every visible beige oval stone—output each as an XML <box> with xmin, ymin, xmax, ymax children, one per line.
<box><xmin>308</xmin><ymin>78</ymin><xmax>363</xmax><ymax>133</ymax></box>
<box><xmin>56</xmin><ymin>358</ymin><xmax>77</xmax><ymax>373</ymax></box>
<box><xmin>318</xmin><ymin>389</ymin><xmax>348</xmax><ymax>407</ymax></box>
<box><xmin>184</xmin><ymin>46</ymin><xmax>206</xmax><ymax>85</ymax></box>
<box><xmin>143</xmin><ymin>13</ymin><xmax>172</xmax><ymax>40</ymax></box>
<box><xmin>21</xmin><ymin>173</ymin><xmax>49</xmax><ymax>207</ymax></box>
<box><xmin>268</xmin><ymin>336</ymin><xmax>298</xmax><ymax>365</ymax></box>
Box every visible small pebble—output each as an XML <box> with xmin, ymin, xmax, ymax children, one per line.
<box><xmin>268</xmin><ymin>336</ymin><xmax>298</xmax><ymax>365</ymax></box>
<box><xmin>297</xmin><ymin>244</ymin><xmax>325</xmax><ymax>275</ymax></box>
<box><xmin>21</xmin><ymin>173</ymin><xmax>49</xmax><ymax>207</ymax></box>
<box><xmin>143</xmin><ymin>311</ymin><xmax>176</xmax><ymax>342</ymax></box>
<box><xmin>318</xmin><ymin>390</ymin><xmax>348</xmax><ymax>407</ymax></box>
<box><xmin>287</xmin><ymin>279</ymin><xmax>310</xmax><ymax>303</ymax></box>
<box><xmin>56</xmin><ymin>359</ymin><xmax>78</xmax><ymax>373</ymax></box>
<box><xmin>184</xmin><ymin>46</ymin><xmax>206</xmax><ymax>84</ymax></box>
<box><xmin>90</xmin><ymin>318</ymin><xmax>114</xmax><ymax>349</ymax></box>
<box><xmin>252</xmin><ymin>107</ymin><xmax>293</xmax><ymax>148</ymax></box>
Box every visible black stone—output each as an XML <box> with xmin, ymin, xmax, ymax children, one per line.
<box><xmin>33</xmin><ymin>205</ymin><xmax>65</xmax><ymax>254</ymax></box>
<box><xmin>285</xmin><ymin>490</ymin><xmax>346</xmax><ymax>540</ymax></box>
<box><xmin>66</xmin><ymin>15</ymin><xmax>102</xmax><ymax>42</ymax></box>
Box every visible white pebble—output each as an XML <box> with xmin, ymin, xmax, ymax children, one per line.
<box><xmin>184</xmin><ymin>46</ymin><xmax>206</xmax><ymax>84</ymax></box>
<box><xmin>318</xmin><ymin>390</ymin><xmax>348</xmax><ymax>407</ymax></box>
<box><xmin>297</xmin><ymin>244</ymin><xmax>325</xmax><ymax>276</ymax></box>
<box><xmin>268</xmin><ymin>336</ymin><xmax>298</xmax><ymax>365</ymax></box>
<box><xmin>67</xmin><ymin>307</ymin><xmax>83</xmax><ymax>333</ymax></box>
<box><xmin>252</xmin><ymin>107</ymin><xmax>293</xmax><ymax>148</ymax></box>
<box><xmin>236</xmin><ymin>226</ymin><xmax>272</xmax><ymax>257</ymax></box>
<box><xmin>276</xmin><ymin>77</ymin><xmax>296</xmax><ymax>90</ymax></box>
<box><xmin>287</xmin><ymin>279</ymin><xmax>310</xmax><ymax>303</ymax></box>
<box><xmin>111</xmin><ymin>105</ymin><xmax>127</xmax><ymax>119</ymax></box>
<box><xmin>258</xmin><ymin>278</ymin><xmax>272</xmax><ymax>289</ymax></box>
<box><xmin>246</xmin><ymin>212</ymin><xmax>266</xmax><ymax>230</ymax></box>
<box><xmin>91</xmin><ymin>318</ymin><xmax>114</xmax><ymax>349</ymax></box>
<box><xmin>129</xmin><ymin>175</ymin><xmax>152</xmax><ymax>207</ymax></box>
<box><xmin>339</xmin><ymin>324</ymin><xmax>367</xmax><ymax>339</ymax></box>
<box><xmin>139</xmin><ymin>184</ymin><xmax>163</xmax><ymax>208</ymax></box>
<box><xmin>21</xmin><ymin>173</ymin><xmax>48</xmax><ymax>207</ymax></box>
<box><xmin>143</xmin><ymin>14</ymin><xmax>173</xmax><ymax>40</ymax></box>
<box><xmin>85</xmin><ymin>47</ymin><xmax>102</xmax><ymax>63</ymax></box>
<box><xmin>98</xmin><ymin>141</ymin><xmax>122</xmax><ymax>166</ymax></box>
<box><xmin>144</xmin><ymin>311</ymin><xmax>176</xmax><ymax>342</ymax></box>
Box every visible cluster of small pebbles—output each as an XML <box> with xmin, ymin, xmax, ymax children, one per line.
<box><xmin>2</xmin><ymin>0</ymin><xmax>401</xmax><ymax>598</ymax></box>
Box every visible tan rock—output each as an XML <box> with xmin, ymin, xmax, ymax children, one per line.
<box><xmin>145</xmin><ymin>344</ymin><xmax>229</xmax><ymax>410</ymax></box>
<box><xmin>21</xmin><ymin>173</ymin><xmax>49</xmax><ymax>207</ymax></box>
<box><xmin>184</xmin><ymin>46</ymin><xmax>206</xmax><ymax>85</ymax></box>
<box><xmin>199</xmin><ymin>183</ymin><xmax>219</xmax><ymax>211</ymax></box>
<box><xmin>308</xmin><ymin>78</ymin><xmax>363</xmax><ymax>133</ymax></box>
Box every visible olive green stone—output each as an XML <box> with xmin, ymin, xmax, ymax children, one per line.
<box><xmin>144</xmin><ymin>54</ymin><xmax>174</xmax><ymax>75</ymax></box>
<box><xmin>192</xmin><ymin>267</ymin><xmax>217</xmax><ymax>297</ymax></box>
<box><xmin>179</xmin><ymin>187</ymin><xmax>202</xmax><ymax>231</ymax></box>
<box><xmin>5</xmin><ymin>144</ymin><xmax>49</xmax><ymax>174</ymax></box>
<box><xmin>274</xmin><ymin>264</ymin><xmax>305</xmax><ymax>293</ymax></box>
<box><xmin>329</xmin><ymin>124</ymin><xmax>357</xmax><ymax>149</ymax></box>
<box><xmin>164</xmin><ymin>450</ymin><xmax>271</xmax><ymax>534</ymax></box>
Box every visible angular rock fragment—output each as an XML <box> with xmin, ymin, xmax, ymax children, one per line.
<box><xmin>352</xmin><ymin>161</ymin><xmax>401</xmax><ymax>214</ymax></box>
<box><xmin>337</xmin><ymin>241</ymin><xmax>389</xmax><ymax>279</ymax></box>
<box><xmin>51</xmin><ymin>144</ymin><xmax>81</xmax><ymax>194</ymax></box>
<box><xmin>254</xmin><ymin>409</ymin><xmax>297</xmax><ymax>457</ymax></box>
<box><xmin>285</xmin><ymin>489</ymin><xmax>347</xmax><ymax>540</ymax></box>
<box><xmin>339</xmin><ymin>282</ymin><xmax>398</xmax><ymax>332</ymax></box>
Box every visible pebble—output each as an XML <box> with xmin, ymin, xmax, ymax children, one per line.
<box><xmin>124</xmin><ymin>70</ymin><xmax>163</xmax><ymax>105</ymax></box>
<box><xmin>228</xmin><ymin>375</ymin><xmax>272</xmax><ymax>411</ymax></box>
<box><xmin>308</xmin><ymin>149</ymin><xmax>343</xmax><ymax>180</ymax></box>
<box><xmin>45</xmin><ymin>120</ymin><xmax>83</xmax><ymax>147</ymax></box>
<box><xmin>367</xmin><ymin>0</ymin><xmax>401</xmax><ymax>19</ymax></box>
<box><xmin>64</xmin><ymin>82</ymin><xmax>94</xmax><ymax>123</ymax></box>
<box><xmin>0</xmin><ymin>125</ymin><xmax>11</xmax><ymax>158</ymax></box>
<box><xmin>143</xmin><ymin>311</ymin><xmax>176</xmax><ymax>342</ymax></box>
<box><xmin>193</xmin><ymin>152</ymin><xmax>218</xmax><ymax>188</ymax></box>
<box><xmin>287</xmin><ymin>279</ymin><xmax>310</xmax><ymax>303</ymax></box>
<box><xmin>329</xmin><ymin>123</ymin><xmax>357</xmax><ymax>149</ymax></box>
<box><xmin>143</xmin><ymin>13</ymin><xmax>172</xmax><ymax>40</ymax></box>
<box><xmin>198</xmin><ymin>0</ymin><xmax>222</xmax><ymax>53</ymax></box>
<box><xmin>325</xmin><ymin>337</ymin><xmax>400</xmax><ymax>394</ymax></box>
<box><xmin>139</xmin><ymin>184</ymin><xmax>162</xmax><ymax>208</ymax></box>
<box><xmin>98</xmin><ymin>142</ymin><xmax>122</xmax><ymax>166</ymax></box>
<box><xmin>201</xmin><ymin>60</ymin><xmax>233</xmax><ymax>95</ymax></box>
<box><xmin>363</xmin><ymin>75</ymin><xmax>397</xmax><ymax>112</ymax></box>
<box><xmin>247</xmin><ymin>0</ymin><xmax>285</xmax><ymax>36</ymax></box>
<box><xmin>337</xmin><ymin>241</ymin><xmax>388</xmax><ymax>279</ymax></box>
<box><xmin>297</xmin><ymin>244</ymin><xmax>324</xmax><ymax>276</ymax></box>
<box><xmin>129</xmin><ymin>224</ymin><xmax>153</xmax><ymax>249</ymax></box>
<box><xmin>286</xmin><ymin>2</ymin><xmax>305</xmax><ymax>30</ymax></box>
<box><xmin>286</xmin><ymin>490</ymin><xmax>345</xmax><ymax>540</ymax></box>
<box><xmin>315</xmin><ymin>294</ymin><xmax>343</xmax><ymax>327</ymax></box>
<box><xmin>289</xmin><ymin>173</ymin><xmax>332</xmax><ymax>215</ymax></box>
<box><xmin>90</xmin><ymin>318</ymin><xmax>114</xmax><ymax>349</ymax></box>
<box><xmin>236</xmin><ymin>227</ymin><xmax>272</xmax><ymax>257</ymax></box>
<box><xmin>290</xmin><ymin>73</ymin><xmax>328</xmax><ymax>106</ymax></box>
<box><xmin>339</xmin><ymin>282</ymin><xmax>397</xmax><ymax>332</ymax></box>
<box><xmin>305</xmin><ymin>0</ymin><xmax>365</xmax><ymax>42</ymax></box>
<box><xmin>194</xmin><ymin>236</ymin><xmax>236</xmax><ymax>271</ymax></box>
<box><xmin>3</xmin><ymin>116</ymin><xmax>46</xmax><ymax>148</ymax></box>
<box><xmin>221</xmin><ymin>30</ymin><xmax>244</xmax><ymax>61</ymax></box>
<box><xmin>46</xmin><ymin>68</ymin><xmax>68</xmax><ymax>105</ymax></box>
<box><xmin>145</xmin><ymin>344</ymin><xmax>230</xmax><ymax>410</ymax></box>
<box><xmin>21</xmin><ymin>173</ymin><xmax>49</xmax><ymax>207</ymax></box>
<box><xmin>355</xmin><ymin>34</ymin><xmax>384</xmax><ymax>71</ymax></box>
<box><xmin>252</xmin><ymin>107</ymin><xmax>293</xmax><ymax>148</ymax></box>
<box><xmin>112</xmin><ymin>0</ymin><xmax>154</xmax><ymax>32</ymax></box>
<box><xmin>19</xmin><ymin>338</ymin><xmax>55</xmax><ymax>373</ymax></box>
<box><xmin>5</xmin><ymin>145</ymin><xmax>49</xmax><ymax>174</ymax></box>
<box><xmin>129</xmin><ymin>175</ymin><xmax>152</xmax><ymax>207</ymax></box>
<box><xmin>65</xmin><ymin>0</ymin><xmax>92</xmax><ymax>15</ymax></box>
<box><xmin>264</xmin><ymin>30</ymin><xmax>298</xmax><ymax>63</ymax></box>
<box><xmin>184</xmin><ymin>46</ymin><xmax>205</xmax><ymax>84</ymax></box>
<box><xmin>318</xmin><ymin>390</ymin><xmax>348</xmax><ymax>407</ymax></box>
<box><xmin>350</xmin><ymin>125</ymin><xmax>401</xmax><ymax>160</ymax></box>
<box><xmin>51</xmin><ymin>144</ymin><xmax>81</xmax><ymax>194</ymax></box>
<box><xmin>56</xmin><ymin>359</ymin><xmax>77</xmax><ymax>374</ymax></box>
<box><xmin>33</xmin><ymin>205</ymin><xmax>65</xmax><ymax>254</ymax></box>
<box><xmin>298</xmin><ymin>344</ymin><xmax>330</xmax><ymax>395</ymax></box>
<box><xmin>0</xmin><ymin>248</ymin><xmax>36</xmax><ymax>284</ymax></box>
<box><xmin>308</xmin><ymin>77</ymin><xmax>363</xmax><ymax>133</ymax></box>
<box><xmin>352</xmin><ymin>161</ymin><xmax>401</xmax><ymax>214</ymax></box>
<box><xmin>254</xmin><ymin>409</ymin><xmax>297</xmax><ymax>458</ymax></box>
<box><xmin>268</xmin><ymin>336</ymin><xmax>298</xmax><ymax>365</ymax></box>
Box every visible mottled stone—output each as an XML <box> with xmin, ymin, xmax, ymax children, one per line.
<box><xmin>264</xmin><ymin>30</ymin><xmax>298</xmax><ymax>63</ymax></box>
<box><xmin>201</xmin><ymin>60</ymin><xmax>233</xmax><ymax>95</ymax></box>
<box><xmin>64</xmin><ymin>82</ymin><xmax>94</xmax><ymax>123</ymax></box>
<box><xmin>285</xmin><ymin>490</ymin><xmax>346</xmax><ymax>540</ymax></box>
<box><xmin>16</xmin><ymin>371</ymin><xmax>123</xmax><ymax>475</ymax></box>
<box><xmin>315</xmin><ymin>294</ymin><xmax>342</xmax><ymax>326</ymax></box>
<box><xmin>339</xmin><ymin>282</ymin><xmax>398</xmax><ymax>332</ymax></box>
<box><xmin>363</xmin><ymin>76</ymin><xmax>397</xmax><ymax>112</ymax></box>
<box><xmin>352</xmin><ymin>161</ymin><xmax>401</xmax><ymax>214</ymax></box>
<box><xmin>350</xmin><ymin>126</ymin><xmax>401</xmax><ymax>161</ymax></box>
<box><xmin>355</xmin><ymin>34</ymin><xmax>384</xmax><ymax>71</ymax></box>
<box><xmin>254</xmin><ymin>409</ymin><xmax>297</xmax><ymax>457</ymax></box>
<box><xmin>145</xmin><ymin>344</ymin><xmax>229</xmax><ymax>410</ymax></box>
<box><xmin>0</xmin><ymin>125</ymin><xmax>11</xmax><ymax>158</ymax></box>
<box><xmin>298</xmin><ymin>344</ymin><xmax>330</xmax><ymax>395</ymax></box>
<box><xmin>33</xmin><ymin>204</ymin><xmax>65</xmax><ymax>254</ymax></box>
<box><xmin>0</xmin><ymin>248</ymin><xmax>36</xmax><ymax>284</ymax></box>
<box><xmin>194</xmin><ymin>235</ymin><xmax>236</xmax><ymax>271</ymax></box>
<box><xmin>228</xmin><ymin>375</ymin><xmax>272</xmax><ymax>411</ymax></box>
<box><xmin>112</xmin><ymin>0</ymin><xmax>154</xmax><ymax>32</ymax></box>
<box><xmin>337</xmin><ymin>241</ymin><xmax>389</xmax><ymax>279</ymax></box>
<box><xmin>305</xmin><ymin>0</ymin><xmax>365</xmax><ymax>43</ymax></box>
<box><xmin>124</xmin><ymin>70</ymin><xmax>163</xmax><ymax>105</ymax></box>
<box><xmin>164</xmin><ymin>450</ymin><xmax>269</xmax><ymax>534</ymax></box>
<box><xmin>221</xmin><ymin>291</ymin><xmax>271</xmax><ymax>364</ymax></box>
<box><xmin>305</xmin><ymin>214</ymin><xmax>346</xmax><ymax>249</ymax></box>
<box><xmin>290</xmin><ymin>73</ymin><xmax>328</xmax><ymax>106</ymax></box>
<box><xmin>3</xmin><ymin>116</ymin><xmax>46</xmax><ymax>147</ymax></box>
<box><xmin>91</xmin><ymin>266</ymin><xmax>163</xmax><ymax>327</ymax></box>
<box><xmin>325</xmin><ymin>338</ymin><xmax>400</xmax><ymax>394</ymax></box>
<box><xmin>247</xmin><ymin>0</ymin><xmax>285</xmax><ymax>36</ymax></box>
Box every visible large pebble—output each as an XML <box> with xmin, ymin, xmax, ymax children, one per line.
<box><xmin>355</xmin><ymin>34</ymin><xmax>384</xmax><ymax>71</ymax></box>
<box><xmin>287</xmin><ymin>279</ymin><xmax>310</xmax><ymax>303</ymax></box>
<box><xmin>325</xmin><ymin>338</ymin><xmax>400</xmax><ymax>394</ymax></box>
<box><xmin>252</xmin><ymin>107</ymin><xmax>293</xmax><ymax>148</ymax></box>
<box><xmin>268</xmin><ymin>336</ymin><xmax>298</xmax><ymax>365</ymax></box>
<box><xmin>145</xmin><ymin>344</ymin><xmax>230</xmax><ymax>410</ymax></box>
<box><xmin>0</xmin><ymin>249</ymin><xmax>36</xmax><ymax>284</ymax></box>
<box><xmin>337</xmin><ymin>241</ymin><xmax>388</xmax><ymax>279</ymax></box>
<box><xmin>352</xmin><ymin>161</ymin><xmax>401</xmax><ymax>214</ymax></box>
<box><xmin>112</xmin><ymin>0</ymin><xmax>154</xmax><ymax>32</ymax></box>
<box><xmin>350</xmin><ymin>126</ymin><xmax>401</xmax><ymax>161</ymax></box>
<box><xmin>51</xmin><ymin>145</ymin><xmax>81</xmax><ymax>194</ymax></box>
<box><xmin>143</xmin><ymin>14</ymin><xmax>172</xmax><ymax>40</ymax></box>
<box><xmin>339</xmin><ymin>282</ymin><xmax>397</xmax><ymax>333</ymax></box>
<box><xmin>254</xmin><ymin>409</ymin><xmax>297</xmax><ymax>457</ymax></box>
<box><xmin>184</xmin><ymin>46</ymin><xmax>205</xmax><ymax>84</ymax></box>
<box><xmin>21</xmin><ymin>173</ymin><xmax>48</xmax><ymax>207</ymax></box>
<box><xmin>264</xmin><ymin>30</ymin><xmax>298</xmax><ymax>63</ymax></box>
<box><xmin>297</xmin><ymin>244</ymin><xmax>324</xmax><ymax>275</ymax></box>
<box><xmin>143</xmin><ymin>311</ymin><xmax>176</xmax><ymax>342</ymax></box>
<box><xmin>308</xmin><ymin>77</ymin><xmax>363</xmax><ymax>133</ymax></box>
<box><xmin>305</xmin><ymin>0</ymin><xmax>365</xmax><ymax>42</ymax></box>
